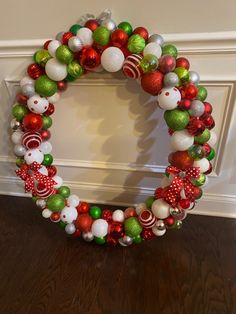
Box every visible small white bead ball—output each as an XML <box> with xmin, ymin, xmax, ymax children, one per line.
<box><xmin>112</xmin><ymin>210</ymin><xmax>125</xmax><ymax>222</ymax></box>
<box><xmin>91</xmin><ymin>219</ymin><xmax>109</xmax><ymax>237</ymax></box>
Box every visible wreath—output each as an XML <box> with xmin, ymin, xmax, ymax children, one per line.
<box><xmin>10</xmin><ymin>10</ymin><xmax>217</xmax><ymax>246</ymax></box>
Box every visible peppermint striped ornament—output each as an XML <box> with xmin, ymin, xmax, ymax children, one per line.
<box><xmin>34</xmin><ymin>183</ymin><xmax>55</xmax><ymax>198</ymax></box>
<box><xmin>122</xmin><ymin>54</ymin><xmax>143</xmax><ymax>79</ymax></box>
<box><xmin>22</xmin><ymin>131</ymin><xmax>42</xmax><ymax>149</ymax></box>
<box><xmin>138</xmin><ymin>209</ymin><xmax>156</xmax><ymax>228</ymax></box>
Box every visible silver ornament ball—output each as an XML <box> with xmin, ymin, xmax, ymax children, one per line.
<box><xmin>175</xmin><ymin>220</ymin><xmax>183</xmax><ymax>229</ymax></box>
<box><xmin>56</xmin><ymin>32</ymin><xmax>64</xmax><ymax>42</ymax></box>
<box><xmin>101</xmin><ymin>18</ymin><xmax>116</xmax><ymax>32</ymax></box>
<box><xmin>21</xmin><ymin>84</ymin><xmax>35</xmax><ymax>98</ymax></box>
<box><xmin>156</xmin><ymin>220</ymin><xmax>166</xmax><ymax>231</ymax></box>
<box><xmin>189</xmin><ymin>71</ymin><xmax>200</xmax><ymax>84</ymax></box>
<box><xmin>68</xmin><ymin>36</ymin><xmax>83</xmax><ymax>52</ymax></box>
<box><xmin>148</xmin><ymin>34</ymin><xmax>164</xmax><ymax>46</ymax></box>
<box><xmin>36</xmin><ymin>199</ymin><xmax>47</xmax><ymax>209</ymax></box>
<box><xmin>118</xmin><ymin>235</ymin><xmax>133</xmax><ymax>247</ymax></box>
<box><xmin>65</xmin><ymin>223</ymin><xmax>76</xmax><ymax>235</ymax></box>
<box><xmin>13</xmin><ymin>144</ymin><xmax>26</xmax><ymax>157</ymax></box>
<box><xmin>82</xmin><ymin>232</ymin><xmax>94</xmax><ymax>242</ymax></box>
<box><xmin>189</xmin><ymin>100</ymin><xmax>205</xmax><ymax>117</ymax></box>
<box><xmin>10</xmin><ymin>119</ymin><xmax>21</xmax><ymax>131</ymax></box>
<box><xmin>164</xmin><ymin>72</ymin><xmax>179</xmax><ymax>87</ymax></box>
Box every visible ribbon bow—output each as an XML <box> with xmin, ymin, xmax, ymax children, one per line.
<box><xmin>16</xmin><ymin>162</ymin><xmax>55</xmax><ymax>195</ymax></box>
<box><xmin>164</xmin><ymin>165</ymin><xmax>200</xmax><ymax>207</ymax></box>
<box><xmin>78</xmin><ymin>9</ymin><xmax>112</xmax><ymax>25</ymax></box>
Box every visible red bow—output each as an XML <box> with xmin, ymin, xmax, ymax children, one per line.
<box><xmin>16</xmin><ymin>162</ymin><xmax>55</xmax><ymax>195</ymax></box>
<box><xmin>164</xmin><ymin>165</ymin><xmax>200</xmax><ymax>207</ymax></box>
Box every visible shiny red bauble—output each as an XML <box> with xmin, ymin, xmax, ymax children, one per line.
<box><xmin>84</xmin><ymin>19</ymin><xmax>99</xmax><ymax>31</ymax></box>
<box><xmin>40</xmin><ymin>129</ymin><xmax>51</xmax><ymax>140</ymax></box>
<box><xmin>158</xmin><ymin>55</ymin><xmax>176</xmax><ymax>74</ymax></box>
<box><xmin>106</xmin><ymin>235</ymin><xmax>118</xmax><ymax>246</ymax></box>
<box><xmin>164</xmin><ymin>216</ymin><xmax>175</xmax><ymax>227</ymax></box>
<box><xmin>43</xmin><ymin>40</ymin><xmax>52</xmax><ymax>50</ymax></box>
<box><xmin>109</xmin><ymin>222</ymin><xmax>124</xmax><ymax>238</ymax></box>
<box><xmin>44</xmin><ymin>103</ymin><xmax>55</xmax><ymax>116</ymax></box>
<box><xmin>187</xmin><ymin>117</ymin><xmax>206</xmax><ymax>136</ymax></box>
<box><xmin>75</xmin><ymin>213</ymin><xmax>93</xmax><ymax>232</ymax></box>
<box><xmin>184</xmin><ymin>83</ymin><xmax>198</xmax><ymax>100</ymax></box>
<box><xmin>47</xmin><ymin>165</ymin><xmax>57</xmax><ymax>177</ymax></box>
<box><xmin>202</xmin><ymin>143</ymin><xmax>211</xmax><ymax>156</ymax></box>
<box><xmin>200</xmin><ymin>113</ymin><xmax>215</xmax><ymax>129</ymax></box>
<box><xmin>193</xmin><ymin>186</ymin><xmax>202</xmax><ymax>199</ymax></box>
<box><xmin>141</xmin><ymin>70</ymin><xmax>163</xmax><ymax>95</ymax></box>
<box><xmin>16</xmin><ymin>93</ymin><xmax>28</xmax><ymax>105</ymax></box>
<box><xmin>61</xmin><ymin>32</ymin><xmax>73</xmax><ymax>45</ymax></box>
<box><xmin>73</xmin><ymin>228</ymin><xmax>81</xmax><ymax>237</ymax></box>
<box><xmin>133</xmin><ymin>27</ymin><xmax>149</xmax><ymax>41</ymax></box>
<box><xmin>178</xmin><ymin>98</ymin><xmax>192</xmax><ymax>110</ymax></box>
<box><xmin>27</xmin><ymin>63</ymin><xmax>44</xmax><ymax>80</ymax></box>
<box><xmin>124</xmin><ymin>207</ymin><xmax>137</xmax><ymax>218</ymax></box>
<box><xmin>76</xmin><ymin>201</ymin><xmax>90</xmax><ymax>214</ymax></box>
<box><xmin>111</xmin><ymin>29</ymin><xmax>128</xmax><ymax>48</ymax></box>
<box><xmin>176</xmin><ymin>57</ymin><xmax>190</xmax><ymax>70</ymax></box>
<box><xmin>168</xmin><ymin>151</ymin><xmax>194</xmax><ymax>169</ymax></box>
<box><xmin>141</xmin><ymin>228</ymin><xmax>155</xmax><ymax>240</ymax></box>
<box><xmin>203</xmin><ymin>102</ymin><xmax>213</xmax><ymax>114</ymax></box>
<box><xmin>50</xmin><ymin>212</ymin><xmax>61</xmax><ymax>222</ymax></box>
<box><xmin>22</xmin><ymin>113</ymin><xmax>43</xmax><ymax>131</ymax></box>
<box><xmin>101</xmin><ymin>209</ymin><xmax>113</xmax><ymax>222</ymax></box>
<box><xmin>57</xmin><ymin>80</ymin><xmax>68</xmax><ymax>91</ymax></box>
<box><xmin>79</xmin><ymin>47</ymin><xmax>100</xmax><ymax>70</ymax></box>
<box><xmin>178</xmin><ymin>199</ymin><xmax>191</xmax><ymax>209</ymax></box>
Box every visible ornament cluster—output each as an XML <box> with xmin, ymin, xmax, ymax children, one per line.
<box><xmin>10</xmin><ymin>10</ymin><xmax>217</xmax><ymax>246</ymax></box>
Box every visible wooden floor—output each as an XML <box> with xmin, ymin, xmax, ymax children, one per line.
<box><xmin>0</xmin><ymin>195</ymin><xmax>236</xmax><ymax>314</ymax></box>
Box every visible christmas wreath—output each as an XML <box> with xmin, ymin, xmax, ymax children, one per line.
<box><xmin>10</xmin><ymin>10</ymin><xmax>217</xmax><ymax>246</ymax></box>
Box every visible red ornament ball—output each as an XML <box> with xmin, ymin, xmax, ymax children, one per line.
<box><xmin>202</xmin><ymin>143</ymin><xmax>211</xmax><ymax>156</ymax></box>
<box><xmin>165</xmin><ymin>216</ymin><xmax>175</xmax><ymax>227</ymax></box>
<box><xmin>141</xmin><ymin>228</ymin><xmax>155</xmax><ymax>240</ymax></box>
<box><xmin>73</xmin><ymin>228</ymin><xmax>81</xmax><ymax>238</ymax></box>
<box><xmin>27</xmin><ymin>63</ymin><xmax>44</xmax><ymax>80</ymax></box>
<box><xmin>187</xmin><ymin>117</ymin><xmax>206</xmax><ymax>136</ymax></box>
<box><xmin>44</xmin><ymin>103</ymin><xmax>55</xmax><ymax>116</ymax></box>
<box><xmin>178</xmin><ymin>199</ymin><xmax>191</xmax><ymax>209</ymax></box>
<box><xmin>43</xmin><ymin>40</ymin><xmax>52</xmax><ymax>50</ymax></box>
<box><xmin>109</xmin><ymin>222</ymin><xmax>124</xmax><ymax>238</ymax></box>
<box><xmin>193</xmin><ymin>186</ymin><xmax>202</xmax><ymax>199</ymax></box>
<box><xmin>168</xmin><ymin>151</ymin><xmax>194</xmax><ymax>169</ymax></box>
<box><xmin>75</xmin><ymin>214</ymin><xmax>93</xmax><ymax>232</ymax></box>
<box><xmin>50</xmin><ymin>212</ymin><xmax>61</xmax><ymax>222</ymax></box>
<box><xmin>16</xmin><ymin>93</ymin><xmax>28</xmax><ymax>105</ymax></box>
<box><xmin>40</xmin><ymin>129</ymin><xmax>51</xmax><ymax>140</ymax></box>
<box><xmin>111</xmin><ymin>29</ymin><xmax>128</xmax><ymax>48</ymax></box>
<box><xmin>184</xmin><ymin>83</ymin><xmax>198</xmax><ymax>100</ymax></box>
<box><xmin>101</xmin><ymin>209</ymin><xmax>113</xmax><ymax>222</ymax></box>
<box><xmin>61</xmin><ymin>32</ymin><xmax>74</xmax><ymax>45</ymax></box>
<box><xmin>124</xmin><ymin>207</ymin><xmax>137</xmax><ymax>218</ymax></box>
<box><xmin>57</xmin><ymin>80</ymin><xmax>68</xmax><ymax>91</ymax></box>
<box><xmin>158</xmin><ymin>55</ymin><xmax>176</xmax><ymax>74</ymax></box>
<box><xmin>47</xmin><ymin>165</ymin><xmax>57</xmax><ymax>177</ymax></box>
<box><xmin>141</xmin><ymin>70</ymin><xmax>164</xmax><ymax>95</ymax></box>
<box><xmin>176</xmin><ymin>57</ymin><xmax>190</xmax><ymax>70</ymax></box>
<box><xmin>178</xmin><ymin>98</ymin><xmax>192</xmax><ymax>110</ymax></box>
<box><xmin>133</xmin><ymin>27</ymin><xmax>149</xmax><ymax>41</ymax></box>
<box><xmin>204</xmin><ymin>102</ymin><xmax>213</xmax><ymax>114</ymax></box>
<box><xmin>200</xmin><ymin>113</ymin><xmax>215</xmax><ymax>129</ymax></box>
<box><xmin>23</xmin><ymin>113</ymin><xmax>43</xmax><ymax>131</ymax></box>
<box><xmin>76</xmin><ymin>201</ymin><xmax>90</xmax><ymax>214</ymax></box>
<box><xmin>106</xmin><ymin>235</ymin><xmax>118</xmax><ymax>246</ymax></box>
<box><xmin>84</xmin><ymin>19</ymin><xmax>99</xmax><ymax>31</ymax></box>
<box><xmin>22</xmin><ymin>131</ymin><xmax>42</xmax><ymax>149</ymax></box>
<box><xmin>123</xmin><ymin>54</ymin><xmax>143</xmax><ymax>79</ymax></box>
<box><xmin>79</xmin><ymin>48</ymin><xmax>100</xmax><ymax>70</ymax></box>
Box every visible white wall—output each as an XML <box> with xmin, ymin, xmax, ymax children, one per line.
<box><xmin>1</xmin><ymin>1</ymin><xmax>236</xmax><ymax>217</ymax></box>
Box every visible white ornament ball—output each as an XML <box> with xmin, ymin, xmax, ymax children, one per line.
<box><xmin>60</xmin><ymin>206</ymin><xmax>78</xmax><ymax>223</ymax></box>
<box><xmin>170</xmin><ymin>130</ymin><xmax>194</xmax><ymax>151</ymax></box>
<box><xmin>67</xmin><ymin>194</ymin><xmax>80</xmax><ymax>207</ymax></box>
<box><xmin>152</xmin><ymin>226</ymin><xmax>166</xmax><ymax>236</ymax></box>
<box><xmin>91</xmin><ymin>219</ymin><xmax>109</xmax><ymax>237</ymax></box>
<box><xmin>151</xmin><ymin>199</ymin><xmax>170</xmax><ymax>219</ymax></box>
<box><xmin>20</xmin><ymin>76</ymin><xmax>34</xmax><ymax>88</ymax></box>
<box><xmin>208</xmin><ymin>131</ymin><xmax>217</xmax><ymax>147</ymax></box>
<box><xmin>24</xmin><ymin>148</ymin><xmax>44</xmax><ymax>164</ymax></box>
<box><xmin>39</xmin><ymin>141</ymin><xmax>52</xmax><ymax>154</ymax></box>
<box><xmin>65</xmin><ymin>223</ymin><xmax>76</xmax><ymax>235</ymax></box>
<box><xmin>157</xmin><ymin>87</ymin><xmax>181</xmax><ymax>110</ymax></box>
<box><xmin>101</xmin><ymin>47</ymin><xmax>125</xmax><ymax>72</ymax></box>
<box><xmin>27</xmin><ymin>95</ymin><xmax>49</xmax><ymax>114</ymax></box>
<box><xmin>193</xmin><ymin>158</ymin><xmax>210</xmax><ymax>173</ymax></box>
<box><xmin>77</xmin><ymin>27</ymin><xmax>93</xmax><ymax>46</ymax></box>
<box><xmin>135</xmin><ymin>203</ymin><xmax>147</xmax><ymax>215</ymax></box>
<box><xmin>11</xmin><ymin>130</ymin><xmax>23</xmax><ymax>144</ymax></box>
<box><xmin>143</xmin><ymin>42</ymin><xmax>162</xmax><ymax>58</ymax></box>
<box><xmin>68</xmin><ymin>36</ymin><xmax>83</xmax><ymax>52</ymax></box>
<box><xmin>45</xmin><ymin>58</ymin><xmax>67</xmax><ymax>81</ymax></box>
<box><xmin>42</xmin><ymin>208</ymin><xmax>52</xmax><ymax>218</ymax></box>
<box><xmin>48</xmin><ymin>40</ymin><xmax>61</xmax><ymax>57</ymax></box>
<box><xmin>52</xmin><ymin>175</ymin><xmax>63</xmax><ymax>188</ymax></box>
<box><xmin>112</xmin><ymin>210</ymin><xmax>125</xmax><ymax>222</ymax></box>
<box><xmin>47</xmin><ymin>92</ymin><xmax>60</xmax><ymax>104</ymax></box>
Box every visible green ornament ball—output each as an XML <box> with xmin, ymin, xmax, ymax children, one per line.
<box><xmin>124</xmin><ymin>217</ymin><xmax>142</xmax><ymax>237</ymax></box>
<box><xmin>207</xmin><ymin>148</ymin><xmax>216</xmax><ymax>161</ymax></box>
<box><xmin>32</xmin><ymin>196</ymin><xmax>38</xmax><ymax>203</ymax></box>
<box><xmin>145</xmin><ymin>196</ymin><xmax>155</xmax><ymax>209</ymax></box>
<box><xmin>65</xmin><ymin>74</ymin><xmax>77</xmax><ymax>82</ymax></box>
<box><xmin>56</xmin><ymin>45</ymin><xmax>74</xmax><ymax>64</ymax></box>
<box><xmin>93</xmin><ymin>26</ymin><xmax>111</xmax><ymax>46</ymax></box>
<box><xmin>89</xmin><ymin>206</ymin><xmax>102</xmax><ymax>219</ymax></box>
<box><xmin>16</xmin><ymin>157</ymin><xmax>24</xmax><ymax>168</ymax></box>
<box><xmin>162</xmin><ymin>44</ymin><xmax>178</xmax><ymax>58</ymax></box>
<box><xmin>117</xmin><ymin>21</ymin><xmax>133</xmax><ymax>36</ymax></box>
<box><xmin>133</xmin><ymin>234</ymin><xmax>142</xmax><ymax>244</ymax></box>
<box><xmin>12</xmin><ymin>104</ymin><xmax>29</xmax><ymax>121</ymax></box>
<box><xmin>192</xmin><ymin>173</ymin><xmax>206</xmax><ymax>187</ymax></box>
<box><xmin>57</xmin><ymin>221</ymin><xmax>66</xmax><ymax>229</ymax></box>
<box><xmin>34</xmin><ymin>49</ymin><xmax>51</xmax><ymax>67</ymax></box>
<box><xmin>42</xmin><ymin>154</ymin><xmax>53</xmax><ymax>166</ymax></box>
<box><xmin>57</xmin><ymin>186</ymin><xmax>71</xmax><ymax>198</ymax></box>
<box><xmin>164</xmin><ymin>109</ymin><xmax>190</xmax><ymax>131</ymax></box>
<box><xmin>67</xmin><ymin>61</ymin><xmax>83</xmax><ymax>79</ymax></box>
<box><xmin>69</xmin><ymin>24</ymin><xmax>82</xmax><ymax>35</ymax></box>
<box><xmin>35</xmin><ymin>75</ymin><xmax>57</xmax><ymax>97</ymax></box>
<box><xmin>127</xmin><ymin>34</ymin><xmax>145</xmax><ymax>53</ymax></box>
<box><xmin>188</xmin><ymin>145</ymin><xmax>205</xmax><ymax>160</ymax></box>
<box><xmin>46</xmin><ymin>194</ymin><xmax>65</xmax><ymax>212</ymax></box>
<box><xmin>197</xmin><ymin>86</ymin><xmax>208</xmax><ymax>101</ymax></box>
<box><xmin>194</xmin><ymin>129</ymin><xmax>211</xmax><ymax>144</ymax></box>
<box><xmin>174</xmin><ymin>67</ymin><xmax>189</xmax><ymax>83</ymax></box>
<box><xmin>42</xmin><ymin>116</ymin><xmax>53</xmax><ymax>129</ymax></box>
<box><xmin>140</xmin><ymin>54</ymin><xmax>158</xmax><ymax>73</ymax></box>
<box><xmin>94</xmin><ymin>236</ymin><xmax>106</xmax><ymax>245</ymax></box>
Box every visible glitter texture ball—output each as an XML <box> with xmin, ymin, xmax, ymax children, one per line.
<box><xmin>164</xmin><ymin>109</ymin><xmax>190</xmax><ymax>131</ymax></box>
<box><xmin>124</xmin><ymin>217</ymin><xmax>143</xmax><ymax>237</ymax></box>
<box><xmin>35</xmin><ymin>75</ymin><xmax>57</xmax><ymax>97</ymax></box>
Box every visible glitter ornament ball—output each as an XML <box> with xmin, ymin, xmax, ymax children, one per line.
<box><xmin>164</xmin><ymin>72</ymin><xmax>179</xmax><ymax>87</ymax></box>
<box><xmin>35</xmin><ymin>75</ymin><xmax>57</xmax><ymax>97</ymax></box>
<box><xmin>141</xmin><ymin>70</ymin><xmax>163</xmax><ymax>95</ymax></box>
<box><xmin>158</xmin><ymin>55</ymin><xmax>176</xmax><ymax>74</ymax></box>
<box><xmin>133</xmin><ymin>26</ymin><xmax>149</xmax><ymax>41</ymax></box>
<box><xmin>93</xmin><ymin>26</ymin><xmax>111</xmax><ymax>46</ymax></box>
<box><xmin>124</xmin><ymin>217</ymin><xmax>142</xmax><ymax>237</ymax></box>
<box><xmin>12</xmin><ymin>104</ymin><xmax>29</xmax><ymax>121</ymax></box>
<box><xmin>34</xmin><ymin>50</ymin><xmax>51</xmax><ymax>67</ymax></box>
<box><xmin>27</xmin><ymin>63</ymin><xmax>44</xmax><ymax>80</ymax></box>
<box><xmin>148</xmin><ymin>33</ymin><xmax>164</xmax><ymax>46</ymax></box>
<box><xmin>46</xmin><ymin>194</ymin><xmax>65</xmax><ymax>212</ymax></box>
<box><xmin>56</xmin><ymin>45</ymin><xmax>74</xmax><ymax>64</ymax></box>
<box><xmin>162</xmin><ymin>44</ymin><xmax>178</xmax><ymax>58</ymax></box>
<box><xmin>164</xmin><ymin>109</ymin><xmax>190</xmax><ymax>131</ymax></box>
<box><xmin>127</xmin><ymin>34</ymin><xmax>146</xmax><ymax>54</ymax></box>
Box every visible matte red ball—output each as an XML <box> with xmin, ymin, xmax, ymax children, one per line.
<box><xmin>27</xmin><ymin>63</ymin><xmax>44</xmax><ymax>80</ymax></box>
<box><xmin>141</xmin><ymin>71</ymin><xmax>164</xmax><ymax>95</ymax></box>
<box><xmin>44</xmin><ymin>103</ymin><xmax>55</xmax><ymax>116</ymax></box>
<box><xmin>75</xmin><ymin>214</ymin><xmax>93</xmax><ymax>232</ymax></box>
<box><xmin>111</xmin><ymin>29</ymin><xmax>128</xmax><ymax>48</ymax></box>
<box><xmin>164</xmin><ymin>216</ymin><xmax>175</xmax><ymax>227</ymax></box>
<box><xmin>168</xmin><ymin>151</ymin><xmax>194</xmax><ymax>170</ymax></box>
<box><xmin>141</xmin><ymin>228</ymin><xmax>155</xmax><ymax>240</ymax></box>
<box><xmin>40</xmin><ymin>129</ymin><xmax>51</xmax><ymax>140</ymax></box>
<box><xmin>84</xmin><ymin>19</ymin><xmax>99</xmax><ymax>31</ymax></box>
<box><xmin>184</xmin><ymin>83</ymin><xmax>198</xmax><ymax>100</ymax></box>
<box><xmin>176</xmin><ymin>57</ymin><xmax>190</xmax><ymax>70</ymax></box>
<box><xmin>57</xmin><ymin>80</ymin><xmax>68</xmax><ymax>91</ymax></box>
<box><xmin>203</xmin><ymin>102</ymin><xmax>212</xmax><ymax>114</ymax></box>
<box><xmin>101</xmin><ymin>209</ymin><xmax>113</xmax><ymax>222</ymax></box>
<box><xmin>43</xmin><ymin>40</ymin><xmax>52</xmax><ymax>50</ymax></box>
<box><xmin>178</xmin><ymin>98</ymin><xmax>191</xmax><ymax>110</ymax></box>
<box><xmin>23</xmin><ymin>113</ymin><xmax>43</xmax><ymax>131</ymax></box>
<box><xmin>187</xmin><ymin>117</ymin><xmax>206</xmax><ymax>136</ymax></box>
<box><xmin>133</xmin><ymin>27</ymin><xmax>149</xmax><ymax>41</ymax></box>
<box><xmin>16</xmin><ymin>93</ymin><xmax>28</xmax><ymax>105</ymax></box>
<box><xmin>158</xmin><ymin>55</ymin><xmax>176</xmax><ymax>74</ymax></box>
<box><xmin>61</xmin><ymin>32</ymin><xmax>73</xmax><ymax>45</ymax></box>
<box><xmin>47</xmin><ymin>165</ymin><xmax>57</xmax><ymax>177</ymax></box>
<box><xmin>76</xmin><ymin>201</ymin><xmax>90</xmax><ymax>214</ymax></box>
<box><xmin>178</xmin><ymin>199</ymin><xmax>191</xmax><ymax>209</ymax></box>
<box><xmin>50</xmin><ymin>212</ymin><xmax>61</xmax><ymax>222</ymax></box>
<box><xmin>79</xmin><ymin>47</ymin><xmax>100</xmax><ymax>70</ymax></box>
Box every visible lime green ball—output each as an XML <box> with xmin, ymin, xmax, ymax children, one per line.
<box><xmin>197</xmin><ymin>86</ymin><xmax>208</xmax><ymax>101</ymax></box>
<box><xmin>35</xmin><ymin>75</ymin><xmax>57</xmax><ymax>97</ymax></box>
<box><xmin>34</xmin><ymin>49</ymin><xmax>51</xmax><ymax>67</ymax></box>
<box><xmin>194</xmin><ymin>129</ymin><xmax>211</xmax><ymax>144</ymax></box>
<box><xmin>164</xmin><ymin>109</ymin><xmax>190</xmax><ymax>131</ymax></box>
<box><xmin>124</xmin><ymin>217</ymin><xmax>142</xmax><ymax>237</ymax></box>
<box><xmin>12</xmin><ymin>104</ymin><xmax>29</xmax><ymax>121</ymax></box>
<box><xmin>56</xmin><ymin>45</ymin><xmax>74</xmax><ymax>64</ymax></box>
<box><xmin>32</xmin><ymin>196</ymin><xmax>38</xmax><ymax>203</ymax></box>
<box><xmin>67</xmin><ymin>61</ymin><xmax>83</xmax><ymax>79</ymax></box>
<box><xmin>192</xmin><ymin>173</ymin><xmax>206</xmax><ymax>187</ymax></box>
<box><xmin>133</xmin><ymin>234</ymin><xmax>142</xmax><ymax>244</ymax></box>
<box><xmin>140</xmin><ymin>54</ymin><xmax>158</xmax><ymax>73</ymax></box>
<box><xmin>90</xmin><ymin>206</ymin><xmax>102</xmax><ymax>219</ymax></box>
<box><xmin>93</xmin><ymin>26</ymin><xmax>111</xmax><ymax>46</ymax></box>
<box><xmin>94</xmin><ymin>236</ymin><xmax>106</xmax><ymax>245</ymax></box>
<box><xmin>57</xmin><ymin>221</ymin><xmax>66</xmax><ymax>229</ymax></box>
<box><xmin>118</xmin><ymin>21</ymin><xmax>133</xmax><ymax>36</ymax></box>
<box><xmin>47</xmin><ymin>194</ymin><xmax>65</xmax><ymax>212</ymax></box>
<box><xmin>162</xmin><ymin>44</ymin><xmax>178</xmax><ymax>58</ymax></box>
<box><xmin>42</xmin><ymin>154</ymin><xmax>53</xmax><ymax>166</ymax></box>
<box><xmin>207</xmin><ymin>148</ymin><xmax>215</xmax><ymax>161</ymax></box>
<box><xmin>57</xmin><ymin>186</ymin><xmax>71</xmax><ymax>198</ymax></box>
<box><xmin>174</xmin><ymin>67</ymin><xmax>189</xmax><ymax>83</ymax></box>
<box><xmin>188</xmin><ymin>145</ymin><xmax>205</xmax><ymax>160</ymax></box>
<box><xmin>16</xmin><ymin>157</ymin><xmax>24</xmax><ymax>168</ymax></box>
<box><xmin>145</xmin><ymin>196</ymin><xmax>155</xmax><ymax>209</ymax></box>
<box><xmin>69</xmin><ymin>24</ymin><xmax>82</xmax><ymax>35</ymax></box>
<box><xmin>42</xmin><ymin>116</ymin><xmax>52</xmax><ymax>129</ymax></box>
<box><xmin>127</xmin><ymin>34</ymin><xmax>145</xmax><ymax>53</ymax></box>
